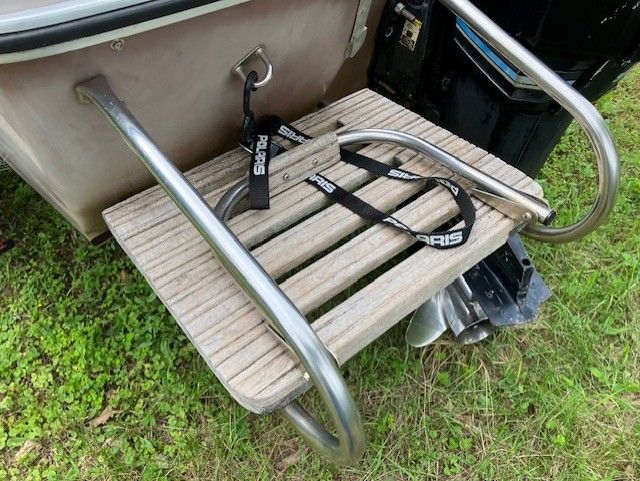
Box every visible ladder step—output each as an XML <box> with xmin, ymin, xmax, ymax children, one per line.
<box><xmin>103</xmin><ymin>89</ymin><xmax>543</xmax><ymax>414</ymax></box>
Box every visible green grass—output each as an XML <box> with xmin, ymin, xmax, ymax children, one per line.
<box><xmin>1</xmin><ymin>66</ymin><xmax>639</xmax><ymax>480</ymax></box>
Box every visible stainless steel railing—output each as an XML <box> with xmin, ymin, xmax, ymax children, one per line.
<box><xmin>76</xmin><ymin>75</ymin><xmax>365</xmax><ymax>466</ymax></box>
<box><xmin>439</xmin><ymin>0</ymin><xmax>619</xmax><ymax>243</ymax></box>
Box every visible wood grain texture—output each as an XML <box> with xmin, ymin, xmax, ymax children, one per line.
<box><xmin>104</xmin><ymin>89</ymin><xmax>544</xmax><ymax>414</ymax></box>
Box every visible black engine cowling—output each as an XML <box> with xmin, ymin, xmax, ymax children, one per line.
<box><xmin>370</xmin><ymin>0</ymin><xmax>640</xmax><ymax>176</ymax></box>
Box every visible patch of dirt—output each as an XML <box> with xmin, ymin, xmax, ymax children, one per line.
<box><xmin>88</xmin><ymin>405</ymin><xmax>118</xmax><ymax>428</ymax></box>
<box><xmin>272</xmin><ymin>438</ymin><xmax>303</xmax><ymax>472</ymax></box>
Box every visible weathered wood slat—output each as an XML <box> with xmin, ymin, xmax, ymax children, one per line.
<box><xmin>227</xmin><ymin>177</ymin><xmax>534</xmax><ymax>407</ymax></box>
<box><xmin>104</xmin><ymin>89</ymin><xmax>544</xmax><ymax>414</ymax></box>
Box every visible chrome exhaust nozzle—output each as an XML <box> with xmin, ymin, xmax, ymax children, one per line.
<box><xmin>406</xmin><ymin>276</ymin><xmax>494</xmax><ymax>347</ymax></box>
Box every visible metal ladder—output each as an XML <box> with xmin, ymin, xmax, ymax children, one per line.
<box><xmin>75</xmin><ymin>0</ymin><xmax>619</xmax><ymax>466</ymax></box>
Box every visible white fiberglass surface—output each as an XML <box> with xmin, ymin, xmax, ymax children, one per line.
<box><xmin>0</xmin><ymin>0</ymin><xmax>152</xmax><ymax>34</ymax></box>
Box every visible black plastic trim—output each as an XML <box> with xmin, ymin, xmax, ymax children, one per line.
<box><xmin>0</xmin><ymin>0</ymin><xmax>223</xmax><ymax>55</ymax></box>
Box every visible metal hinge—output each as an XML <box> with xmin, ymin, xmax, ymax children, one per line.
<box><xmin>345</xmin><ymin>0</ymin><xmax>373</xmax><ymax>58</ymax></box>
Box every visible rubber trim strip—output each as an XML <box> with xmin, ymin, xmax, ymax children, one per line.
<box><xmin>0</xmin><ymin>0</ymin><xmax>222</xmax><ymax>54</ymax></box>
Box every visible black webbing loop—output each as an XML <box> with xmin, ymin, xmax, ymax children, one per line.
<box><xmin>249</xmin><ymin>116</ymin><xmax>312</xmax><ymax>209</ymax></box>
<box><xmin>249</xmin><ymin>117</ymin><xmax>274</xmax><ymax>209</ymax></box>
<box><xmin>240</xmin><ymin>71</ymin><xmax>259</xmax><ymax>149</ymax></box>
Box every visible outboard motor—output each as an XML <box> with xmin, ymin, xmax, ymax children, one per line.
<box><xmin>370</xmin><ymin>0</ymin><xmax>640</xmax><ymax>176</ymax></box>
<box><xmin>370</xmin><ymin>0</ymin><xmax>639</xmax><ymax>344</ymax></box>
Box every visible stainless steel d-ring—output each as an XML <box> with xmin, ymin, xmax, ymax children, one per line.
<box><xmin>439</xmin><ymin>0</ymin><xmax>620</xmax><ymax>243</ymax></box>
<box><xmin>232</xmin><ymin>45</ymin><xmax>274</xmax><ymax>89</ymax></box>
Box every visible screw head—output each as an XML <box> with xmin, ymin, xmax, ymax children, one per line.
<box><xmin>522</xmin><ymin>212</ymin><xmax>533</xmax><ymax>222</ymax></box>
<box><xmin>312</xmin><ymin>158</ymin><xmax>319</xmax><ymax>165</ymax></box>
<box><xmin>111</xmin><ymin>39</ymin><xmax>125</xmax><ymax>51</ymax></box>
<box><xmin>283</xmin><ymin>173</ymin><xmax>291</xmax><ymax>181</ymax></box>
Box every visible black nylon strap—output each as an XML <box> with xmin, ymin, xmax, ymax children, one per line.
<box><xmin>249</xmin><ymin>120</ymin><xmax>273</xmax><ymax>209</ymax></box>
<box><xmin>249</xmin><ymin>116</ymin><xmax>312</xmax><ymax>209</ymax></box>
<box><xmin>246</xmin><ymin>116</ymin><xmax>476</xmax><ymax>249</ymax></box>
<box><xmin>307</xmin><ymin>174</ymin><xmax>475</xmax><ymax>249</ymax></box>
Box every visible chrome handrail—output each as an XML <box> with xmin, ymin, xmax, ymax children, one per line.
<box><xmin>439</xmin><ymin>0</ymin><xmax>620</xmax><ymax>243</ymax></box>
<box><xmin>215</xmin><ymin>180</ymin><xmax>376</xmax><ymax>462</ymax></box>
<box><xmin>76</xmin><ymin>75</ymin><xmax>365</xmax><ymax>466</ymax></box>
<box><xmin>218</xmin><ymin>126</ymin><xmax>556</xmax><ymax>229</ymax></box>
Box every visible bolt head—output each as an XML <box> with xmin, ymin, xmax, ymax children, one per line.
<box><xmin>111</xmin><ymin>39</ymin><xmax>125</xmax><ymax>51</ymax></box>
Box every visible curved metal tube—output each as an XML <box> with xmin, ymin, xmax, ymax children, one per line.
<box><xmin>337</xmin><ymin>129</ymin><xmax>556</xmax><ymax>226</ymax></box>
<box><xmin>76</xmin><ymin>75</ymin><xmax>364</xmax><ymax>466</ymax></box>
<box><xmin>215</xmin><ymin>180</ymin><xmax>371</xmax><ymax>460</ymax></box>
<box><xmin>439</xmin><ymin>0</ymin><xmax>620</xmax><ymax>243</ymax></box>
<box><xmin>223</xmin><ymin>129</ymin><xmax>555</xmax><ymax>228</ymax></box>
<box><xmin>216</xmin><ymin>178</ymin><xmax>249</xmax><ymax>222</ymax></box>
